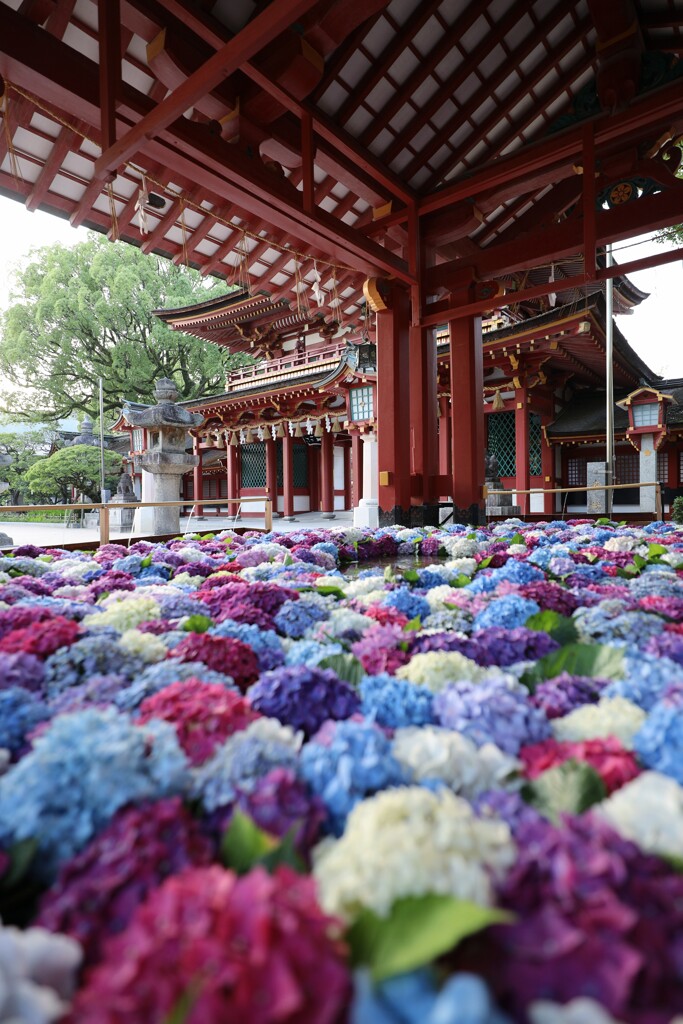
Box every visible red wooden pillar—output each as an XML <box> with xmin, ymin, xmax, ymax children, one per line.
<box><xmin>448</xmin><ymin>311</ymin><xmax>484</xmax><ymax>521</ymax></box>
<box><xmin>192</xmin><ymin>436</ymin><xmax>204</xmax><ymax>517</ymax></box>
<box><xmin>227</xmin><ymin>441</ymin><xmax>239</xmax><ymax>511</ymax></box>
<box><xmin>377</xmin><ymin>283</ymin><xmax>411</xmax><ymax>523</ymax></box>
<box><xmin>343</xmin><ymin>442</ymin><xmax>351</xmax><ymax>509</ymax></box>
<box><xmin>282</xmin><ymin>433</ymin><xmax>295</xmax><ymax>519</ymax></box>
<box><xmin>320</xmin><ymin>428</ymin><xmax>335</xmax><ymax>516</ymax></box>
<box><xmin>438</xmin><ymin>395</ymin><xmax>451</xmax><ymax>501</ymax></box>
<box><xmin>351</xmin><ymin>431</ymin><xmax>363</xmax><ymax>508</ymax></box>
<box><xmin>409</xmin><ymin>323</ymin><xmax>438</xmax><ymax>521</ymax></box>
<box><xmin>309</xmin><ymin>446</ymin><xmax>319</xmax><ymax>512</ymax></box>
<box><xmin>541</xmin><ymin>414</ymin><xmax>555</xmax><ymax>516</ymax></box>
<box><xmin>515</xmin><ymin>387</ymin><xmax>530</xmax><ymax>516</ymax></box>
<box><xmin>265</xmin><ymin>437</ymin><xmax>278</xmax><ymax>518</ymax></box>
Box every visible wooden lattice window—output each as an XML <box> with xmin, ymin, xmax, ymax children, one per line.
<box><xmin>240</xmin><ymin>443</ymin><xmax>266</xmax><ymax>487</ymax></box>
<box><xmin>487</xmin><ymin>412</ymin><xmax>516</xmax><ymax>477</ymax></box>
<box><xmin>615</xmin><ymin>452</ymin><xmax>639</xmax><ymax>484</ymax></box>
<box><xmin>277</xmin><ymin>443</ymin><xmax>309</xmax><ymax>488</ymax></box>
<box><xmin>657</xmin><ymin>452</ymin><xmax>668</xmax><ymax>485</ymax></box>
<box><xmin>567</xmin><ymin>457</ymin><xmax>587</xmax><ymax>487</ymax></box>
<box><xmin>529</xmin><ymin>413</ymin><xmax>542</xmax><ymax>475</ymax></box>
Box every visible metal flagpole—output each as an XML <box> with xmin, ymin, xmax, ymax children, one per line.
<box><xmin>605</xmin><ymin>243</ymin><xmax>614</xmax><ymax>516</ymax></box>
<box><xmin>98</xmin><ymin>378</ymin><xmax>107</xmax><ymax>503</ymax></box>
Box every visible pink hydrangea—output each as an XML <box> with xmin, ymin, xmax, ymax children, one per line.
<box><xmin>0</xmin><ymin>616</ymin><xmax>81</xmax><ymax>658</ymax></box>
<box><xmin>136</xmin><ymin>680</ymin><xmax>260</xmax><ymax>765</ymax></box>
<box><xmin>71</xmin><ymin>865</ymin><xmax>350</xmax><ymax>1024</ymax></box>
<box><xmin>520</xmin><ymin>736</ymin><xmax>641</xmax><ymax>794</ymax></box>
<box><xmin>171</xmin><ymin>634</ymin><xmax>259</xmax><ymax>691</ymax></box>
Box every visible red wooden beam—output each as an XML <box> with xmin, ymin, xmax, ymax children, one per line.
<box><xmin>301</xmin><ymin>110</ymin><xmax>314</xmax><ymax>216</ymax></box>
<box><xmin>26</xmin><ymin>123</ymin><xmax>82</xmax><ymax>211</ymax></box>
<box><xmin>98</xmin><ymin>0</ymin><xmax>120</xmax><ymax>159</ymax></box>
<box><xmin>418</xmin><ymin>77</ymin><xmax>683</xmax><ymax>216</ymax></box>
<box><xmin>582</xmin><ymin>124</ymin><xmax>597</xmax><ymax>278</ymax></box>
<box><xmin>94</xmin><ymin>0</ymin><xmax>321</xmax><ymax>178</ymax></box>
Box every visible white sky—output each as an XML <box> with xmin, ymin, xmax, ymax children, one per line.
<box><xmin>0</xmin><ymin>194</ymin><xmax>680</xmax><ymax>377</ymax></box>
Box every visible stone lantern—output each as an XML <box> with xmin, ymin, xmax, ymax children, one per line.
<box><xmin>124</xmin><ymin>378</ymin><xmax>204</xmax><ymax>534</ymax></box>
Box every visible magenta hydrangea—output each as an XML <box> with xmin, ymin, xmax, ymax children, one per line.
<box><xmin>36</xmin><ymin>797</ymin><xmax>213</xmax><ymax>966</ymax></box>
<box><xmin>71</xmin><ymin>865</ymin><xmax>350</xmax><ymax>1024</ymax></box>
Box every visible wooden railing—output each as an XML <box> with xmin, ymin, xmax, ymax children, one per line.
<box><xmin>225</xmin><ymin>343</ymin><xmax>345</xmax><ymax>387</ymax></box>
<box><xmin>484</xmin><ymin>481</ymin><xmax>663</xmax><ymax>520</ymax></box>
<box><xmin>1</xmin><ymin>497</ymin><xmax>272</xmax><ymax>547</ymax></box>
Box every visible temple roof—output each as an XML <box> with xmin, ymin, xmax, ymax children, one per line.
<box><xmin>1</xmin><ymin>1</ymin><xmax>681</xmax><ymax>324</ymax></box>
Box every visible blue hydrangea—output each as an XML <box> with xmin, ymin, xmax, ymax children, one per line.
<box><xmin>415</xmin><ymin>568</ymin><xmax>449</xmax><ymax>589</ymax></box>
<box><xmin>0</xmin><ymin>687</ymin><xmax>51</xmax><ymax>756</ymax></box>
<box><xmin>472</xmin><ymin>595</ymin><xmax>540</xmax><ymax>632</ymax></box>
<box><xmin>356</xmin><ymin>568</ymin><xmax>384</xmax><ymax>580</ymax></box>
<box><xmin>473</xmin><ymin>789</ymin><xmax>545</xmax><ymax>836</ymax></box>
<box><xmin>434</xmin><ymin>676</ymin><xmax>551</xmax><ymax>755</ymax></box>
<box><xmin>603</xmin><ymin>651</ymin><xmax>683</xmax><ymax>710</ymax></box>
<box><xmin>360</xmin><ymin>673</ymin><xmax>436</xmax><ymax>729</ymax></box>
<box><xmin>43</xmin><ymin>635</ymin><xmax>146</xmax><ymax>696</ymax></box>
<box><xmin>351</xmin><ymin>969</ymin><xmax>512</xmax><ymax>1024</ymax></box>
<box><xmin>627</xmin><ymin>571</ymin><xmax>683</xmax><ymax>599</ymax></box>
<box><xmin>274</xmin><ymin>598</ymin><xmax>330</xmax><ymax>638</ymax></box>
<box><xmin>157</xmin><ymin>593</ymin><xmax>203</xmax><ymax>619</ymax></box>
<box><xmin>210</xmin><ymin>619</ymin><xmax>285</xmax><ymax>670</ymax></box>
<box><xmin>284</xmin><ymin>639</ymin><xmax>344</xmax><ymax>666</ymax></box>
<box><xmin>0</xmin><ymin>557</ymin><xmax>51</xmax><ymax>577</ymax></box>
<box><xmin>111</xmin><ymin>554</ymin><xmax>144</xmax><ymax>575</ymax></box>
<box><xmin>193</xmin><ymin>724</ymin><xmax>301</xmax><ymax>811</ymax></box>
<box><xmin>312</xmin><ymin>542</ymin><xmax>339</xmax><ymax>560</ymax></box>
<box><xmin>488</xmin><ymin>560</ymin><xmax>544</xmax><ymax>586</ymax></box>
<box><xmin>0</xmin><ymin>708</ymin><xmax>188</xmax><ymax>878</ymax></box>
<box><xmin>116</xmin><ymin>660</ymin><xmax>237</xmax><ymax>711</ymax></box>
<box><xmin>299</xmin><ymin>719</ymin><xmax>408</xmax><ymax>836</ymax></box>
<box><xmin>573</xmin><ymin>604</ymin><xmax>664</xmax><ymax>645</ymax></box>
<box><xmin>382</xmin><ymin>588</ymin><xmax>431</xmax><ymax>622</ymax></box>
<box><xmin>633</xmin><ymin>701</ymin><xmax>683</xmax><ymax>782</ymax></box>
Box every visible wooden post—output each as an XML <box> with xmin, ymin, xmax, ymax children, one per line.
<box><xmin>409</xmin><ymin>322</ymin><xmax>438</xmax><ymax>517</ymax></box>
<box><xmin>282</xmin><ymin>433</ymin><xmax>295</xmax><ymax>519</ymax></box>
<box><xmin>192</xmin><ymin>437</ymin><xmax>204</xmax><ymax>517</ymax></box>
<box><xmin>265</xmin><ymin>436</ymin><xmax>278</xmax><ymax>516</ymax></box>
<box><xmin>99</xmin><ymin>505</ymin><xmax>110</xmax><ymax>545</ymax></box>
<box><xmin>264</xmin><ymin>497</ymin><xmax>273</xmax><ymax>532</ymax></box>
<box><xmin>449</xmin><ymin>306</ymin><xmax>484</xmax><ymax>522</ymax></box>
<box><xmin>320</xmin><ymin>428</ymin><xmax>335</xmax><ymax>515</ymax></box>
<box><xmin>515</xmin><ymin>386</ymin><xmax>530</xmax><ymax>516</ymax></box>
<box><xmin>541</xmin><ymin>413</ymin><xmax>555</xmax><ymax>515</ymax></box>
<box><xmin>351</xmin><ymin>431</ymin><xmax>363</xmax><ymax>508</ymax></box>
<box><xmin>343</xmin><ymin>441</ymin><xmax>351</xmax><ymax>509</ymax></box>
<box><xmin>377</xmin><ymin>282</ymin><xmax>411</xmax><ymax>522</ymax></box>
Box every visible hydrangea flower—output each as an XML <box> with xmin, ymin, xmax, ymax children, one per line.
<box><xmin>382</xmin><ymin>587</ymin><xmax>431</xmax><ymax>622</ymax></box>
<box><xmin>71</xmin><ymin>866</ymin><xmax>350</xmax><ymax>1024</ymax></box>
<box><xmin>43</xmin><ymin>635</ymin><xmax>146</xmax><ymax>696</ymax></box>
<box><xmin>0</xmin><ymin>651</ymin><xmax>44</xmax><ymax>691</ymax></box>
<box><xmin>274</xmin><ymin>597</ymin><xmax>330</xmax><ymax>637</ymax></box>
<box><xmin>171</xmin><ymin>633</ymin><xmax>259</xmax><ymax>691</ymax></box>
<box><xmin>0</xmin><ymin>708</ymin><xmax>189</xmax><ymax>878</ymax></box>
<box><xmin>530</xmin><ymin>672</ymin><xmax>608</xmax><ymax>719</ymax></box>
<box><xmin>37</xmin><ymin>797</ymin><xmax>213</xmax><ymax>965</ymax></box>
<box><xmin>0</xmin><ymin>922</ymin><xmax>81</xmax><ymax>1023</ymax></box>
<box><xmin>596</xmin><ymin>770</ymin><xmax>683</xmax><ymax>859</ymax></box>
<box><xmin>360</xmin><ymin>673</ymin><xmax>436</xmax><ymax>729</ymax></box>
<box><xmin>0</xmin><ymin>686</ymin><xmax>51</xmax><ymax>757</ymax></box>
<box><xmin>248</xmin><ymin>666</ymin><xmax>359</xmax><ymax>737</ymax></box>
<box><xmin>210</xmin><ymin>619</ymin><xmax>284</xmax><ymax>670</ymax></box>
<box><xmin>471</xmin><ymin>595</ymin><xmax>541</xmax><ymax>631</ymax></box>
<box><xmin>396</xmin><ymin>650</ymin><xmax>491</xmax><ymax>692</ymax></box>
<box><xmin>193</xmin><ymin>718</ymin><xmax>303</xmax><ymax>811</ymax></box>
<box><xmin>89</xmin><ymin>594</ymin><xmax>160</xmax><ymax>632</ymax></box>
<box><xmin>551</xmin><ymin>696</ymin><xmax>647</xmax><ymax>748</ymax></box>
<box><xmin>392</xmin><ymin>725</ymin><xmax>521</xmax><ymax>797</ymax></box>
<box><xmin>0</xmin><ymin>616</ymin><xmax>80</xmax><ymax>658</ymax></box>
<box><xmin>313</xmin><ymin>786</ymin><xmax>515</xmax><ymax>922</ymax></box>
<box><xmin>299</xmin><ymin>719</ymin><xmax>408</xmax><ymax>836</ymax></box>
<box><xmin>352</xmin><ymin>623</ymin><xmax>412</xmax><ymax>675</ymax></box>
<box><xmin>519</xmin><ymin>736</ymin><xmax>640</xmax><ymax>793</ymax></box>
<box><xmin>435</xmin><ymin>676</ymin><xmax>551</xmax><ymax>754</ymax></box>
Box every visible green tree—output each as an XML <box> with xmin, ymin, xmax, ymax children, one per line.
<box><xmin>0</xmin><ymin>429</ymin><xmax>55</xmax><ymax>505</ymax></box>
<box><xmin>24</xmin><ymin>445</ymin><xmax>122</xmax><ymax>504</ymax></box>
<box><xmin>0</xmin><ymin>234</ymin><xmax>250</xmax><ymax>420</ymax></box>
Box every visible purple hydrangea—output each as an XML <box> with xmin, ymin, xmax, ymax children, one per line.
<box><xmin>434</xmin><ymin>677</ymin><xmax>551</xmax><ymax>755</ymax></box>
<box><xmin>530</xmin><ymin>672</ymin><xmax>608</xmax><ymax>719</ymax></box>
<box><xmin>248</xmin><ymin>666</ymin><xmax>360</xmax><ymax>737</ymax></box>
<box><xmin>0</xmin><ymin>651</ymin><xmax>45</xmax><ymax>692</ymax></box>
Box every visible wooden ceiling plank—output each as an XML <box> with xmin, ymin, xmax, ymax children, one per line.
<box><xmin>380</xmin><ymin>0</ymin><xmax>535</xmax><ymax>166</ymax></box>
<box><xmin>335</xmin><ymin>0</ymin><xmax>442</xmax><ymax>126</ymax></box>
<box><xmin>405</xmin><ymin>10</ymin><xmax>590</xmax><ymax>189</ymax></box>
<box><xmin>94</xmin><ymin>0</ymin><xmax>322</xmax><ymax>179</ymax></box>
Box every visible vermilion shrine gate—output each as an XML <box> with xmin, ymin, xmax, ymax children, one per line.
<box><xmin>1</xmin><ymin>0</ymin><xmax>683</xmax><ymax>523</ymax></box>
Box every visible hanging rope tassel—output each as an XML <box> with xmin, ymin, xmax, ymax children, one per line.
<box><xmin>2</xmin><ymin>90</ymin><xmax>23</xmax><ymax>187</ymax></box>
<box><xmin>106</xmin><ymin>183</ymin><xmax>120</xmax><ymax>242</ymax></box>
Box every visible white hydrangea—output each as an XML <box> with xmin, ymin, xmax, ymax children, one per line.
<box><xmin>441</xmin><ymin>536</ymin><xmax>479</xmax><ymax>558</ymax></box>
<box><xmin>603</xmin><ymin>536</ymin><xmax>637</xmax><ymax>553</ymax></box>
<box><xmin>425</xmin><ymin>585</ymin><xmax>462</xmax><ymax>611</ymax></box>
<box><xmin>322</xmin><ymin>607</ymin><xmax>374</xmax><ymax>638</ymax></box>
<box><xmin>507</xmin><ymin>543</ymin><xmax>526</xmax><ymax>555</ymax></box>
<box><xmin>396</xmin><ymin>651</ymin><xmax>490</xmax><ymax>692</ymax></box>
<box><xmin>348</xmin><ymin>588</ymin><xmax>390</xmax><ymax>608</ymax></box>
<box><xmin>171</xmin><ymin>571</ymin><xmax>203</xmax><ymax>588</ymax></box>
<box><xmin>530</xmin><ymin>998</ymin><xmax>626</xmax><ymax>1024</ymax></box>
<box><xmin>118</xmin><ymin>629</ymin><xmax>167</xmax><ymax>663</ymax></box>
<box><xmin>392</xmin><ymin>726</ymin><xmax>521</xmax><ymax>798</ymax></box>
<box><xmin>551</xmin><ymin>696</ymin><xmax>646</xmax><ymax>748</ymax></box>
<box><xmin>337</xmin><ymin>527</ymin><xmax>365</xmax><ymax>544</ymax></box>
<box><xmin>443</xmin><ymin>557</ymin><xmax>478</xmax><ymax>578</ymax></box>
<box><xmin>0</xmin><ymin>922</ymin><xmax>81</xmax><ymax>1023</ymax></box>
<box><xmin>174</xmin><ymin>545</ymin><xmax>214</xmax><ymax>563</ymax></box>
<box><xmin>89</xmin><ymin>595</ymin><xmax>161</xmax><ymax>631</ymax></box>
<box><xmin>52</xmin><ymin>585</ymin><xmax>89</xmax><ymax>600</ymax></box>
<box><xmin>313</xmin><ymin>786</ymin><xmax>515</xmax><ymax>921</ymax></box>
<box><xmin>596</xmin><ymin>771</ymin><xmax>683</xmax><ymax>859</ymax></box>
<box><xmin>50</xmin><ymin>558</ymin><xmax>101</xmax><ymax>581</ymax></box>
<box><xmin>662</xmin><ymin>551</ymin><xmax>683</xmax><ymax>568</ymax></box>
<box><xmin>339</xmin><ymin>577</ymin><xmax>385</xmax><ymax>599</ymax></box>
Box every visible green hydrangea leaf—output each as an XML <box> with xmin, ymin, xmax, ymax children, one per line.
<box><xmin>182</xmin><ymin>614</ymin><xmax>213</xmax><ymax>634</ymax></box>
<box><xmin>318</xmin><ymin>653</ymin><xmax>365</xmax><ymax>687</ymax></box>
<box><xmin>525</xmin><ymin>610</ymin><xmax>578</xmax><ymax>646</ymax></box>
<box><xmin>523</xmin><ymin>759</ymin><xmax>607</xmax><ymax>824</ymax></box>
<box><xmin>220</xmin><ymin>810</ymin><xmax>279</xmax><ymax>874</ymax></box>
<box><xmin>347</xmin><ymin>895</ymin><xmax>513</xmax><ymax>982</ymax></box>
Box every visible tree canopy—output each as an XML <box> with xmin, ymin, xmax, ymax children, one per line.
<box><xmin>0</xmin><ymin>234</ymin><xmax>250</xmax><ymax>420</ymax></box>
<box><xmin>0</xmin><ymin>428</ymin><xmax>53</xmax><ymax>505</ymax></box>
<box><xmin>24</xmin><ymin>445</ymin><xmax>122</xmax><ymax>504</ymax></box>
